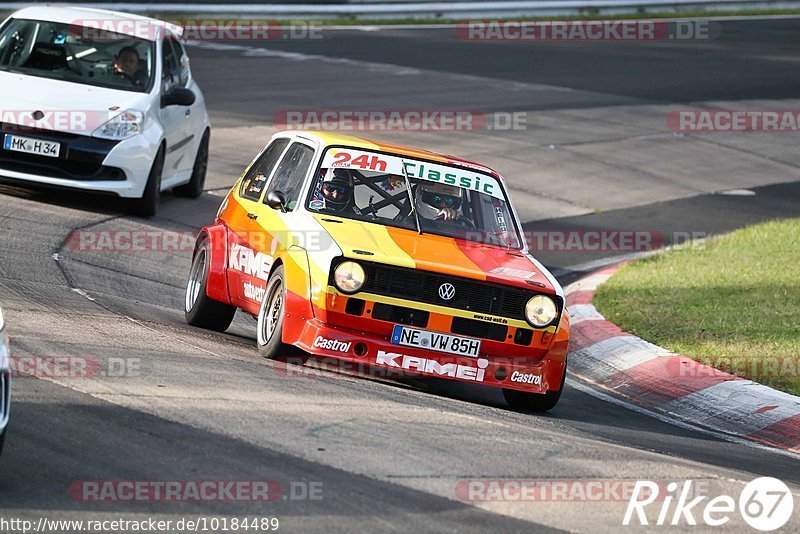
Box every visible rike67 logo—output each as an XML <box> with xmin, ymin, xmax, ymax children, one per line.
<box><xmin>624</xmin><ymin>477</ymin><xmax>794</xmax><ymax>531</ymax></box>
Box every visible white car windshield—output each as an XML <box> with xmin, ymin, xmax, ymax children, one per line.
<box><xmin>0</xmin><ymin>18</ymin><xmax>155</xmax><ymax>92</ymax></box>
<box><xmin>307</xmin><ymin>149</ymin><xmax>523</xmax><ymax>249</ymax></box>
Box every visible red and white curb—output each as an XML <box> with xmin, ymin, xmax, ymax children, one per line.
<box><xmin>565</xmin><ymin>264</ymin><xmax>800</xmax><ymax>455</ymax></box>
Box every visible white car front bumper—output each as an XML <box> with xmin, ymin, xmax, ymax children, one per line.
<box><xmin>0</xmin><ymin>128</ymin><xmax>161</xmax><ymax>199</ymax></box>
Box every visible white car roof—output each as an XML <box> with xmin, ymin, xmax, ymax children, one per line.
<box><xmin>8</xmin><ymin>6</ymin><xmax>182</xmax><ymax>41</ymax></box>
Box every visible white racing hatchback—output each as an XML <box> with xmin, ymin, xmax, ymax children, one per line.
<box><xmin>0</xmin><ymin>7</ymin><xmax>210</xmax><ymax>216</ymax></box>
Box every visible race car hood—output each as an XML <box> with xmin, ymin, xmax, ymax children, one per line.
<box><xmin>313</xmin><ymin>215</ymin><xmax>558</xmax><ymax>296</ymax></box>
<box><xmin>0</xmin><ymin>71</ymin><xmax>149</xmax><ymax>135</ymax></box>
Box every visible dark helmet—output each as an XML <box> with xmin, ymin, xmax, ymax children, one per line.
<box><xmin>321</xmin><ymin>168</ymin><xmax>353</xmax><ymax>211</ymax></box>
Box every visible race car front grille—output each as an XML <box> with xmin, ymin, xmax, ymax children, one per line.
<box><xmin>451</xmin><ymin>317</ymin><xmax>507</xmax><ymax>341</ymax></box>
<box><xmin>343</xmin><ymin>260</ymin><xmax>561</xmax><ymax>322</ymax></box>
<box><xmin>372</xmin><ymin>302</ymin><xmax>429</xmax><ymax>328</ymax></box>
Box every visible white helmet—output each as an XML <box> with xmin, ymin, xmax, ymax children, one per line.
<box><xmin>415</xmin><ymin>182</ymin><xmax>463</xmax><ymax>219</ymax></box>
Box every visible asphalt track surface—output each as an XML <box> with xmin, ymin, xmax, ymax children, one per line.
<box><xmin>1</xmin><ymin>18</ymin><xmax>800</xmax><ymax>532</ymax></box>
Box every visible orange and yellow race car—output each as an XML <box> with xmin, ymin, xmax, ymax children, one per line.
<box><xmin>184</xmin><ymin>131</ymin><xmax>569</xmax><ymax>411</ymax></box>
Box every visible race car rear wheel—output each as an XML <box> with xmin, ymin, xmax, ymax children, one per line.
<box><xmin>502</xmin><ymin>368</ymin><xmax>566</xmax><ymax>412</ymax></box>
<box><xmin>128</xmin><ymin>145</ymin><xmax>164</xmax><ymax>217</ymax></box>
<box><xmin>185</xmin><ymin>238</ymin><xmax>236</xmax><ymax>331</ymax></box>
<box><xmin>174</xmin><ymin>129</ymin><xmax>209</xmax><ymax>198</ymax></box>
<box><xmin>257</xmin><ymin>265</ymin><xmax>302</xmax><ymax>361</ymax></box>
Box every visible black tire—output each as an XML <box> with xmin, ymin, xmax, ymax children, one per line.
<box><xmin>257</xmin><ymin>265</ymin><xmax>302</xmax><ymax>361</ymax></box>
<box><xmin>184</xmin><ymin>237</ymin><xmax>236</xmax><ymax>331</ymax></box>
<box><xmin>128</xmin><ymin>146</ymin><xmax>164</xmax><ymax>217</ymax></box>
<box><xmin>174</xmin><ymin>130</ymin><xmax>209</xmax><ymax>198</ymax></box>
<box><xmin>503</xmin><ymin>366</ymin><xmax>566</xmax><ymax>412</ymax></box>
<box><xmin>0</xmin><ymin>429</ymin><xmax>6</xmax><ymax>460</ymax></box>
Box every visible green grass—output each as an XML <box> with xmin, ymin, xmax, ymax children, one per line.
<box><xmin>593</xmin><ymin>219</ymin><xmax>800</xmax><ymax>396</ymax></box>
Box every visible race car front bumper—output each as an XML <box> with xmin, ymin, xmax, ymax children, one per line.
<box><xmin>285</xmin><ymin>317</ymin><xmax>568</xmax><ymax>394</ymax></box>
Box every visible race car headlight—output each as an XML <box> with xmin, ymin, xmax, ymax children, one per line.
<box><xmin>93</xmin><ymin>110</ymin><xmax>145</xmax><ymax>140</ymax></box>
<box><xmin>333</xmin><ymin>261</ymin><xmax>366</xmax><ymax>294</ymax></box>
<box><xmin>525</xmin><ymin>295</ymin><xmax>558</xmax><ymax>327</ymax></box>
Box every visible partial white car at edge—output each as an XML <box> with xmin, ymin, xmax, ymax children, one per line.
<box><xmin>0</xmin><ymin>305</ymin><xmax>9</xmax><ymax>460</ymax></box>
<box><xmin>0</xmin><ymin>6</ymin><xmax>210</xmax><ymax>216</ymax></box>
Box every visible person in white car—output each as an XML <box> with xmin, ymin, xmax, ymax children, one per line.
<box><xmin>113</xmin><ymin>46</ymin><xmax>148</xmax><ymax>88</ymax></box>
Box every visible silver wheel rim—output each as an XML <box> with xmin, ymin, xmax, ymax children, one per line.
<box><xmin>185</xmin><ymin>249</ymin><xmax>206</xmax><ymax>312</ymax></box>
<box><xmin>259</xmin><ymin>280</ymin><xmax>283</xmax><ymax>345</ymax></box>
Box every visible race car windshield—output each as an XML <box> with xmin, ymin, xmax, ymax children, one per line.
<box><xmin>307</xmin><ymin>151</ymin><xmax>523</xmax><ymax>249</ymax></box>
<box><xmin>0</xmin><ymin>18</ymin><xmax>155</xmax><ymax>92</ymax></box>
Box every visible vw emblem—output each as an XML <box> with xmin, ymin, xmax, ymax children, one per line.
<box><xmin>438</xmin><ymin>283</ymin><xmax>456</xmax><ymax>301</ymax></box>
<box><xmin>31</xmin><ymin>110</ymin><xmax>44</xmax><ymax>121</ymax></box>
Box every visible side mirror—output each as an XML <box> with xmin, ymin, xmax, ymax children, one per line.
<box><xmin>161</xmin><ymin>87</ymin><xmax>196</xmax><ymax>107</ymax></box>
<box><xmin>266</xmin><ymin>191</ymin><xmax>287</xmax><ymax>212</ymax></box>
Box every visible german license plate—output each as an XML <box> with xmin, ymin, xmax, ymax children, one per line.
<box><xmin>391</xmin><ymin>325</ymin><xmax>481</xmax><ymax>357</ymax></box>
<box><xmin>3</xmin><ymin>134</ymin><xmax>60</xmax><ymax>158</ymax></box>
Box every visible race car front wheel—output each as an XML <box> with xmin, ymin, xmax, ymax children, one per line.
<box><xmin>257</xmin><ymin>265</ymin><xmax>303</xmax><ymax>361</ymax></box>
<box><xmin>502</xmin><ymin>367</ymin><xmax>566</xmax><ymax>412</ymax></box>
<box><xmin>185</xmin><ymin>238</ymin><xmax>236</xmax><ymax>331</ymax></box>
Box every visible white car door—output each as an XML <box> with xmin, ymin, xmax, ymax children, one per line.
<box><xmin>159</xmin><ymin>32</ymin><xmax>196</xmax><ymax>186</ymax></box>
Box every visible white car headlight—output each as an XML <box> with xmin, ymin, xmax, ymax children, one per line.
<box><xmin>93</xmin><ymin>110</ymin><xmax>145</xmax><ymax>140</ymax></box>
<box><xmin>333</xmin><ymin>261</ymin><xmax>366</xmax><ymax>294</ymax></box>
<box><xmin>525</xmin><ymin>295</ymin><xmax>558</xmax><ymax>327</ymax></box>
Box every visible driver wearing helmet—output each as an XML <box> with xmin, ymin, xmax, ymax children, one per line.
<box><xmin>415</xmin><ymin>182</ymin><xmax>463</xmax><ymax>222</ymax></box>
<box><xmin>316</xmin><ymin>168</ymin><xmax>359</xmax><ymax>214</ymax></box>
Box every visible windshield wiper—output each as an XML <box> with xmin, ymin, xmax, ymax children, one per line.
<box><xmin>401</xmin><ymin>162</ymin><xmax>422</xmax><ymax>235</ymax></box>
